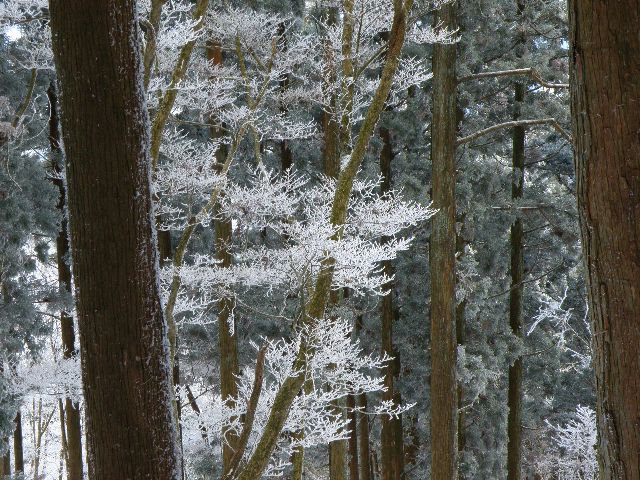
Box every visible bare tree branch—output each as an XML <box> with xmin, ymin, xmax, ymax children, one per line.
<box><xmin>223</xmin><ymin>347</ymin><xmax>267</xmax><ymax>480</ymax></box>
<box><xmin>457</xmin><ymin>67</ymin><xmax>569</xmax><ymax>89</ymax></box>
<box><xmin>457</xmin><ymin>118</ymin><xmax>571</xmax><ymax>146</ymax></box>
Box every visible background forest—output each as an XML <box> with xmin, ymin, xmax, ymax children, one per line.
<box><xmin>0</xmin><ymin>0</ymin><xmax>600</xmax><ymax>479</ymax></box>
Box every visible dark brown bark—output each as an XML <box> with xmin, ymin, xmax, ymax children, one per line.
<box><xmin>206</xmin><ymin>40</ymin><xmax>241</xmax><ymax>474</ymax></box>
<box><xmin>392</xmin><ymin>392</ymin><xmax>404</xmax><ymax>480</ymax></box>
<box><xmin>1</xmin><ymin>447</ymin><xmax>9</xmax><ymax>475</ymax></box>
<box><xmin>357</xmin><ymin>394</ymin><xmax>372</xmax><ymax>480</ymax></box>
<box><xmin>47</xmin><ymin>82</ymin><xmax>84</xmax><ymax>480</ymax></box>
<box><xmin>346</xmin><ymin>394</ymin><xmax>359</xmax><ymax>480</ymax></box>
<box><xmin>455</xmin><ymin>218</ymin><xmax>467</xmax><ymax>480</ymax></box>
<box><xmin>429</xmin><ymin>2</ymin><xmax>458</xmax><ymax>479</ymax></box>
<box><xmin>569</xmin><ymin>2</ymin><xmax>640</xmax><ymax>478</ymax></box>
<box><xmin>506</xmin><ymin>3</ymin><xmax>526</xmax><ymax>479</ymax></box>
<box><xmin>355</xmin><ymin>313</ymin><xmax>371</xmax><ymax>480</ymax></box>
<box><xmin>379</xmin><ymin>124</ymin><xmax>403</xmax><ymax>480</ymax></box>
<box><xmin>13</xmin><ymin>408</ymin><xmax>23</xmax><ymax>473</ymax></box>
<box><xmin>49</xmin><ymin>2</ymin><xmax>180</xmax><ymax>478</ymax></box>
<box><xmin>278</xmin><ymin>22</ymin><xmax>294</xmax><ymax>171</ymax></box>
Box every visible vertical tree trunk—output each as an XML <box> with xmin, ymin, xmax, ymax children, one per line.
<box><xmin>354</xmin><ymin>312</ymin><xmax>371</xmax><ymax>480</ymax></box>
<box><xmin>47</xmin><ymin>82</ymin><xmax>84</xmax><ymax>480</ymax></box>
<box><xmin>323</xmin><ymin>14</ymin><xmax>344</xmax><ymax>471</ymax></box>
<box><xmin>569</xmin><ymin>2</ymin><xmax>640</xmax><ymax>478</ymax></box>
<box><xmin>506</xmin><ymin>3</ymin><xmax>526</xmax><ymax>479</ymax></box>
<box><xmin>429</xmin><ymin>2</ymin><xmax>458</xmax><ymax>479</ymax></box>
<box><xmin>1</xmin><ymin>447</ymin><xmax>9</xmax><ymax>475</ymax></box>
<box><xmin>455</xmin><ymin>229</ymin><xmax>467</xmax><ymax>480</ymax></box>
<box><xmin>379</xmin><ymin>124</ymin><xmax>402</xmax><ymax>480</ymax></box>
<box><xmin>278</xmin><ymin>22</ymin><xmax>294</xmax><ymax>171</ymax></box>
<box><xmin>346</xmin><ymin>394</ymin><xmax>359</xmax><ymax>480</ymax></box>
<box><xmin>49</xmin><ymin>1</ymin><xmax>180</xmax><ymax>478</ymax></box>
<box><xmin>206</xmin><ymin>40</ymin><xmax>241</xmax><ymax>476</ymax></box>
<box><xmin>358</xmin><ymin>394</ymin><xmax>372</xmax><ymax>480</ymax></box>
<box><xmin>392</xmin><ymin>392</ymin><xmax>404</xmax><ymax>480</ymax></box>
<box><xmin>13</xmin><ymin>408</ymin><xmax>23</xmax><ymax>473</ymax></box>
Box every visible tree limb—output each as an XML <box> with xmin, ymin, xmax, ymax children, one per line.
<box><xmin>222</xmin><ymin>347</ymin><xmax>267</xmax><ymax>480</ymax></box>
<box><xmin>457</xmin><ymin>67</ymin><xmax>569</xmax><ymax>89</ymax></box>
<box><xmin>456</xmin><ymin>118</ymin><xmax>571</xmax><ymax>146</ymax></box>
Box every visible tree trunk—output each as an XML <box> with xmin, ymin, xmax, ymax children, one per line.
<box><xmin>278</xmin><ymin>22</ymin><xmax>294</xmax><ymax>171</ymax></box>
<box><xmin>429</xmin><ymin>2</ymin><xmax>458</xmax><ymax>479</ymax></box>
<box><xmin>358</xmin><ymin>394</ymin><xmax>371</xmax><ymax>480</ymax></box>
<box><xmin>47</xmin><ymin>82</ymin><xmax>84</xmax><ymax>480</ymax></box>
<box><xmin>347</xmin><ymin>394</ymin><xmax>359</xmax><ymax>480</ymax></box>
<box><xmin>1</xmin><ymin>447</ymin><xmax>9</xmax><ymax>476</ymax></box>
<box><xmin>379</xmin><ymin>124</ymin><xmax>402</xmax><ymax>480</ymax></box>
<box><xmin>455</xmin><ymin>229</ymin><xmax>467</xmax><ymax>480</ymax></box>
<box><xmin>506</xmin><ymin>2</ymin><xmax>526</xmax><ymax>479</ymax></box>
<box><xmin>569</xmin><ymin>2</ymin><xmax>640</xmax><ymax>478</ymax></box>
<box><xmin>49</xmin><ymin>1</ymin><xmax>180</xmax><ymax>478</ymax></box>
<box><xmin>206</xmin><ymin>40</ymin><xmax>241</xmax><ymax>475</ymax></box>
<box><xmin>392</xmin><ymin>392</ymin><xmax>404</xmax><ymax>480</ymax></box>
<box><xmin>13</xmin><ymin>408</ymin><xmax>23</xmax><ymax>473</ymax></box>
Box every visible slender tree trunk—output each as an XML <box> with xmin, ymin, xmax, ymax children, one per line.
<box><xmin>1</xmin><ymin>447</ymin><xmax>9</xmax><ymax>476</ymax></box>
<box><xmin>347</xmin><ymin>394</ymin><xmax>359</xmax><ymax>480</ymax></box>
<box><xmin>206</xmin><ymin>40</ymin><xmax>241</xmax><ymax>475</ymax></box>
<box><xmin>392</xmin><ymin>392</ymin><xmax>404</xmax><ymax>480</ymax></box>
<box><xmin>506</xmin><ymin>3</ymin><xmax>526</xmax><ymax>479</ymax></box>
<box><xmin>379</xmin><ymin>124</ymin><xmax>402</xmax><ymax>480</ymax></box>
<box><xmin>278</xmin><ymin>22</ymin><xmax>293</xmax><ymax>171</ymax></box>
<box><xmin>13</xmin><ymin>408</ymin><xmax>23</xmax><ymax>473</ymax></box>
<box><xmin>47</xmin><ymin>82</ymin><xmax>84</xmax><ymax>480</ymax></box>
<box><xmin>357</xmin><ymin>311</ymin><xmax>371</xmax><ymax>480</ymax></box>
<box><xmin>455</xmin><ymin>223</ymin><xmax>467</xmax><ymax>480</ymax></box>
<box><xmin>569</xmin><ymin>1</ymin><xmax>640</xmax><ymax>478</ymax></box>
<box><xmin>357</xmin><ymin>394</ymin><xmax>372</xmax><ymax>480</ymax></box>
<box><xmin>429</xmin><ymin>2</ymin><xmax>458</xmax><ymax>479</ymax></box>
<box><xmin>49</xmin><ymin>1</ymin><xmax>180</xmax><ymax>478</ymax></box>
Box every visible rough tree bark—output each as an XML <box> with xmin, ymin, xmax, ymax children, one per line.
<box><xmin>379</xmin><ymin>124</ymin><xmax>403</xmax><ymax>480</ymax></box>
<box><xmin>13</xmin><ymin>408</ymin><xmax>23</xmax><ymax>474</ymax></box>
<box><xmin>568</xmin><ymin>2</ymin><xmax>640</xmax><ymax>478</ymax></box>
<box><xmin>47</xmin><ymin>82</ymin><xmax>84</xmax><ymax>480</ymax></box>
<box><xmin>429</xmin><ymin>2</ymin><xmax>458</xmax><ymax>479</ymax></box>
<box><xmin>49</xmin><ymin>1</ymin><xmax>180</xmax><ymax>478</ymax></box>
<box><xmin>506</xmin><ymin>2</ymin><xmax>525</xmax><ymax>479</ymax></box>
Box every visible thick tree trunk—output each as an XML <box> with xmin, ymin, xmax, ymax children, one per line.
<box><xmin>13</xmin><ymin>409</ymin><xmax>23</xmax><ymax>473</ymax></box>
<box><xmin>506</xmin><ymin>2</ymin><xmax>525</xmax><ymax>479</ymax></box>
<box><xmin>49</xmin><ymin>2</ymin><xmax>180</xmax><ymax>478</ymax></box>
<box><xmin>47</xmin><ymin>82</ymin><xmax>84</xmax><ymax>480</ymax></box>
<box><xmin>429</xmin><ymin>2</ymin><xmax>458</xmax><ymax>479</ymax></box>
<box><xmin>569</xmin><ymin>2</ymin><xmax>640</xmax><ymax>478</ymax></box>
